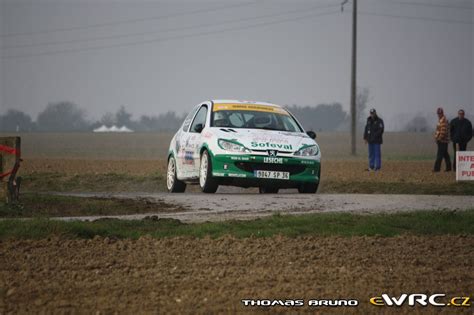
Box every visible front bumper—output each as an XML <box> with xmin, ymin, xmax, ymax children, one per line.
<box><xmin>211</xmin><ymin>154</ymin><xmax>320</xmax><ymax>184</ymax></box>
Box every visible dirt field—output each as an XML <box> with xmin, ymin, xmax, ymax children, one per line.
<box><xmin>1</xmin><ymin>132</ymin><xmax>472</xmax><ymax>314</ymax></box>
<box><xmin>6</xmin><ymin>132</ymin><xmax>437</xmax><ymax>160</ymax></box>
<box><xmin>3</xmin><ymin>131</ymin><xmax>469</xmax><ymax>195</ymax></box>
<box><xmin>20</xmin><ymin>158</ymin><xmax>472</xmax><ymax>195</ymax></box>
<box><xmin>23</xmin><ymin>158</ymin><xmax>449</xmax><ymax>180</ymax></box>
<box><xmin>0</xmin><ymin>235</ymin><xmax>472</xmax><ymax>314</ymax></box>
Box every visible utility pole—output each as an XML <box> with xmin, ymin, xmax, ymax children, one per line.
<box><xmin>342</xmin><ymin>0</ymin><xmax>357</xmax><ymax>155</ymax></box>
<box><xmin>350</xmin><ymin>0</ymin><xmax>357</xmax><ymax>156</ymax></box>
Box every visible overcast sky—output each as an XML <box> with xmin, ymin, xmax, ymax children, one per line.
<box><xmin>0</xmin><ymin>0</ymin><xmax>473</xmax><ymax>130</ymax></box>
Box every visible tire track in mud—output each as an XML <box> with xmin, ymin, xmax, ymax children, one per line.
<box><xmin>51</xmin><ymin>193</ymin><xmax>474</xmax><ymax>223</ymax></box>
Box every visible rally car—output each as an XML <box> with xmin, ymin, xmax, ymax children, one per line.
<box><xmin>166</xmin><ymin>100</ymin><xmax>321</xmax><ymax>193</ymax></box>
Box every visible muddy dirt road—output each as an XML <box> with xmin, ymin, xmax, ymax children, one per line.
<box><xmin>55</xmin><ymin>193</ymin><xmax>474</xmax><ymax>222</ymax></box>
<box><xmin>1</xmin><ymin>235</ymin><xmax>472</xmax><ymax>314</ymax></box>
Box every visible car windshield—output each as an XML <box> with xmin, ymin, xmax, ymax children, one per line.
<box><xmin>211</xmin><ymin>104</ymin><xmax>303</xmax><ymax>132</ymax></box>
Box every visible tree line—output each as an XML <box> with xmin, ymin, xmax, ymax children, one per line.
<box><xmin>0</xmin><ymin>102</ymin><xmax>187</xmax><ymax>132</ymax></box>
<box><xmin>0</xmin><ymin>101</ymin><xmax>352</xmax><ymax>132</ymax></box>
<box><xmin>0</xmin><ymin>93</ymin><xmax>431</xmax><ymax>132</ymax></box>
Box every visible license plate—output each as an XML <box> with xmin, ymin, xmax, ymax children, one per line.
<box><xmin>254</xmin><ymin>170</ymin><xmax>290</xmax><ymax>180</ymax></box>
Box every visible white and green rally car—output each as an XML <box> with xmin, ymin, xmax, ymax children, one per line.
<box><xmin>166</xmin><ymin>100</ymin><xmax>321</xmax><ymax>194</ymax></box>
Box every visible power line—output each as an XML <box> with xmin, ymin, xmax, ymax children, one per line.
<box><xmin>2</xmin><ymin>3</ymin><xmax>340</xmax><ymax>51</ymax></box>
<box><xmin>380</xmin><ymin>0</ymin><xmax>473</xmax><ymax>11</ymax></box>
<box><xmin>2</xmin><ymin>9</ymin><xmax>341</xmax><ymax>60</ymax></box>
<box><xmin>341</xmin><ymin>2</ymin><xmax>472</xmax><ymax>25</ymax></box>
<box><xmin>359</xmin><ymin>10</ymin><xmax>473</xmax><ymax>25</ymax></box>
<box><xmin>0</xmin><ymin>1</ymin><xmax>258</xmax><ymax>39</ymax></box>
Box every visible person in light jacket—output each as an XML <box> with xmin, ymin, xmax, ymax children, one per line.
<box><xmin>433</xmin><ymin>107</ymin><xmax>451</xmax><ymax>172</ymax></box>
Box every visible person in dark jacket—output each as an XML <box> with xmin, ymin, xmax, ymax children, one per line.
<box><xmin>363</xmin><ymin>108</ymin><xmax>384</xmax><ymax>171</ymax></box>
<box><xmin>433</xmin><ymin>107</ymin><xmax>451</xmax><ymax>172</ymax></box>
<box><xmin>450</xmin><ymin>109</ymin><xmax>473</xmax><ymax>170</ymax></box>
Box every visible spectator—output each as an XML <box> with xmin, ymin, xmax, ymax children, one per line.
<box><xmin>450</xmin><ymin>109</ymin><xmax>473</xmax><ymax>170</ymax></box>
<box><xmin>363</xmin><ymin>108</ymin><xmax>384</xmax><ymax>171</ymax></box>
<box><xmin>433</xmin><ymin>107</ymin><xmax>451</xmax><ymax>172</ymax></box>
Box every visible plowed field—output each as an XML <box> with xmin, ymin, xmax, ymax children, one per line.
<box><xmin>1</xmin><ymin>235</ymin><xmax>472</xmax><ymax>314</ymax></box>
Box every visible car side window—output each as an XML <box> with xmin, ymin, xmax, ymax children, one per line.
<box><xmin>182</xmin><ymin>107</ymin><xmax>199</xmax><ymax>132</ymax></box>
<box><xmin>190</xmin><ymin>105</ymin><xmax>208</xmax><ymax>133</ymax></box>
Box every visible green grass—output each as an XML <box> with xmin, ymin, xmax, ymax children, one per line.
<box><xmin>0</xmin><ymin>210</ymin><xmax>473</xmax><ymax>240</ymax></box>
<box><xmin>321</xmin><ymin>180</ymin><xmax>474</xmax><ymax>195</ymax></box>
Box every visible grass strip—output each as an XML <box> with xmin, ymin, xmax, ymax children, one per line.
<box><xmin>0</xmin><ymin>210</ymin><xmax>472</xmax><ymax>240</ymax></box>
<box><xmin>321</xmin><ymin>181</ymin><xmax>474</xmax><ymax>195</ymax></box>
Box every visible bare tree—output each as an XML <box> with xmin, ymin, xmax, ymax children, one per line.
<box><xmin>356</xmin><ymin>87</ymin><xmax>371</xmax><ymax>127</ymax></box>
<box><xmin>37</xmin><ymin>102</ymin><xmax>89</xmax><ymax>132</ymax></box>
<box><xmin>285</xmin><ymin>103</ymin><xmax>347</xmax><ymax>131</ymax></box>
<box><xmin>0</xmin><ymin>109</ymin><xmax>35</xmax><ymax>132</ymax></box>
<box><xmin>340</xmin><ymin>87</ymin><xmax>372</xmax><ymax>131</ymax></box>
<box><xmin>115</xmin><ymin>106</ymin><xmax>132</xmax><ymax>127</ymax></box>
<box><xmin>405</xmin><ymin>115</ymin><xmax>430</xmax><ymax>132</ymax></box>
<box><xmin>99</xmin><ymin>112</ymin><xmax>115</xmax><ymax>126</ymax></box>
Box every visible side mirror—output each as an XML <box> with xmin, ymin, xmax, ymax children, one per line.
<box><xmin>194</xmin><ymin>123</ymin><xmax>204</xmax><ymax>133</ymax></box>
<box><xmin>306</xmin><ymin>131</ymin><xmax>316</xmax><ymax>139</ymax></box>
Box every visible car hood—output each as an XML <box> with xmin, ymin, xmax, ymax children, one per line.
<box><xmin>213</xmin><ymin>128</ymin><xmax>315</xmax><ymax>152</ymax></box>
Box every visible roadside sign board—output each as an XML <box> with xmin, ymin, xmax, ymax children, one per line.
<box><xmin>456</xmin><ymin>151</ymin><xmax>474</xmax><ymax>181</ymax></box>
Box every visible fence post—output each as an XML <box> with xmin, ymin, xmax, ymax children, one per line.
<box><xmin>0</xmin><ymin>137</ymin><xmax>21</xmax><ymax>204</ymax></box>
<box><xmin>0</xmin><ymin>154</ymin><xmax>5</xmax><ymax>202</ymax></box>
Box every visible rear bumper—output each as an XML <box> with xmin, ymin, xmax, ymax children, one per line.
<box><xmin>211</xmin><ymin>154</ymin><xmax>320</xmax><ymax>186</ymax></box>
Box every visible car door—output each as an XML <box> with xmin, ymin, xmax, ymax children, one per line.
<box><xmin>176</xmin><ymin>106</ymin><xmax>199</xmax><ymax>179</ymax></box>
<box><xmin>187</xmin><ymin>104</ymin><xmax>209</xmax><ymax>178</ymax></box>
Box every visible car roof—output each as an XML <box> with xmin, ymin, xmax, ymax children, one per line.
<box><xmin>210</xmin><ymin>100</ymin><xmax>282</xmax><ymax>108</ymax></box>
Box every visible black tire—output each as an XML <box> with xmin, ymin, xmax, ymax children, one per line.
<box><xmin>298</xmin><ymin>182</ymin><xmax>318</xmax><ymax>194</ymax></box>
<box><xmin>259</xmin><ymin>186</ymin><xmax>279</xmax><ymax>194</ymax></box>
<box><xmin>298</xmin><ymin>167</ymin><xmax>320</xmax><ymax>194</ymax></box>
<box><xmin>167</xmin><ymin>156</ymin><xmax>186</xmax><ymax>193</ymax></box>
<box><xmin>199</xmin><ymin>150</ymin><xmax>218</xmax><ymax>193</ymax></box>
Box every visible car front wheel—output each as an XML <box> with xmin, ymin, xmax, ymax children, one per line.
<box><xmin>298</xmin><ymin>167</ymin><xmax>320</xmax><ymax>194</ymax></box>
<box><xmin>298</xmin><ymin>182</ymin><xmax>318</xmax><ymax>193</ymax></box>
<box><xmin>167</xmin><ymin>156</ymin><xmax>186</xmax><ymax>193</ymax></box>
<box><xmin>199</xmin><ymin>150</ymin><xmax>218</xmax><ymax>193</ymax></box>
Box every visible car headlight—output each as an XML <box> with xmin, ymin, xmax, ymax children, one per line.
<box><xmin>294</xmin><ymin>145</ymin><xmax>319</xmax><ymax>156</ymax></box>
<box><xmin>218</xmin><ymin>139</ymin><xmax>251</xmax><ymax>153</ymax></box>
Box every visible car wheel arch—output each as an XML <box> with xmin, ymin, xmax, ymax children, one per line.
<box><xmin>167</xmin><ymin>152</ymin><xmax>181</xmax><ymax>179</ymax></box>
<box><xmin>199</xmin><ymin>143</ymin><xmax>211</xmax><ymax>158</ymax></box>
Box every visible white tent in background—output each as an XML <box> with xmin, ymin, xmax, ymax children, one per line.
<box><xmin>109</xmin><ymin>125</ymin><xmax>120</xmax><ymax>132</ymax></box>
<box><xmin>93</xmin><ymin>125</ymin><xmax>134</xmax><ymax>133</ymax></box>
<box><xmin>93</xmin><ymin>125</ymin><xmax>109</xmax><ymax>133</ymax></box>
<box><xmin>119</xmin><ymin>126</ymin><xmax>134</xmax><ymax>133</ymax></box>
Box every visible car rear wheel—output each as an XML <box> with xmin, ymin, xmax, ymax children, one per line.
<box><xmin>199</xmin><ymin>150</ymin><xmax>218</xmax><ymax>193</ymax></box>
<box><xmin>167</xmin><ymin>156</ymin><xmax>186</xmax><ymax>193</ymax></box>
<box><xmin>259</xmin><ymin>186</ymin><xmax>279</xmax><ymax>194</ymax></box>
